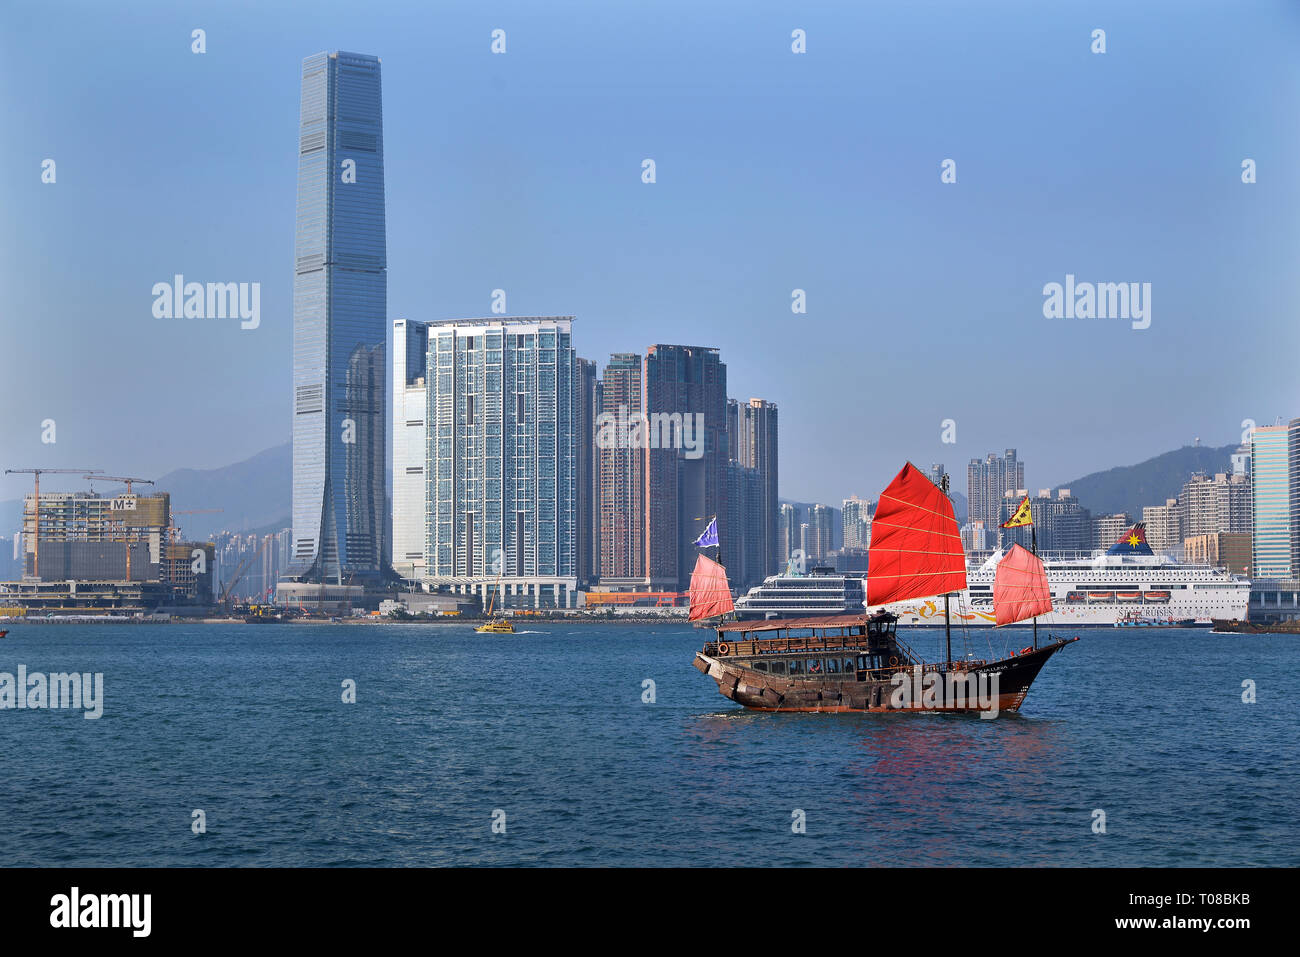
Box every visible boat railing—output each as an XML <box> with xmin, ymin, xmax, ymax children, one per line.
<box><xmin>702</xmin><ymin>637</ymin><xmax>995</xmax><ymax>677</ymax></box>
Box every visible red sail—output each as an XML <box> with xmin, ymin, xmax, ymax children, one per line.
<box><xmin>688</xmin><ymin>554</ymin><xmax>734</xmax><ymax>622</ymax></box>
<box><xmin>866</xmin><ymin>463</ymin><xmax>967</xmax><ymax>606</ymax></box>
<box><xmin>994</xmin><ymin>543</ymin><xmax>1053</xmax><ymax>626</ymax></box>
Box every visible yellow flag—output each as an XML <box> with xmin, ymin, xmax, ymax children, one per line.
<box><xmin>1001</xmin><ymin>496</ymin><xmax>1033</xmax><ymax>528</ymax></box>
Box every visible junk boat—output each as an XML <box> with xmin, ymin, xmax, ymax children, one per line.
<box><xmin>691</xmin><ymin>463</ymin><xmax>1077</xmax><ymax>714</ymax></box>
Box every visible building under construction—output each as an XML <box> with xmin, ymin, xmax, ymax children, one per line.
<box><xmin>0</xmin><ymin>482</ymin><xmax>215</xmax><ymax>616</ymax></box>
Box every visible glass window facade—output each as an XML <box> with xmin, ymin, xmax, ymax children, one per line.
<box><xmin>1251</xmin><ymin>426</ymin><xmax>1292</xmax><ymax>578</ymax></box>
<box><xmin>291</xmin><ymin>52</ymin><xmax>387</xmax><ymax>582</ymax></box>
<box><xmin>425</xmin><ymin>319</ymin><xmax>576</xmax><ymax>581</ymax></box>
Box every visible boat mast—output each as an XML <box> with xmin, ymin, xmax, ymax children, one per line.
<box><xmin>941</xmin><ymin>473</ymin><xmax>953</xmax><ymax>667</ymax></box>
<box><xmin>486</xmin><ymin>569</ymin><xmax>501</xmax><ymax>618</ymax></box>
<box><xmin>1031</xmin><ymin>523</ymin><xmax>1038</xmax><ymax>650</ymax></box>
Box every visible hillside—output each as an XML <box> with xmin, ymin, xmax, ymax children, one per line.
<box><xmin>1053</xmin><ymin>444</ymin><xmax>1237</xmax><ymax>518</ymax></box>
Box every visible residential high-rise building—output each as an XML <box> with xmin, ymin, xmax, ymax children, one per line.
<box><xmin>575</xmin><ymin>358</ymin><xmax>599</xmax><ymax>585</ymax></box>
<box><xmin>806</xmin><ymin>504</ymin><xmax>835</xmax><ymax>562</ymax></box>
<box><xmin>961</xmin><ymin>520</ymin><xmax>991</xmax><ymax>553</ymax></box>
<box><xmin>778</xmin><ymin>503</ymin><xmax>798</xmax><ymax>570</ymax></box>
<box><xmin>391</xmin><ymin>319</ymin><xmax>429</xmax><ymax>580</ymax></box>
<box><xmin>423</xmin><ymin>317</ymin><xmax>578</xmax><ymax>608</ymax></box>
<box><xmin>1092</xmin><ymin>513</ymin><xmax>1132</xmax><ymax>551</ymax></box>
<box><xmin>967</xmin><ymin>450</ymin><xmax>1025</xmax><ymax>529</ymax></box>
<box><xmin>290</xmin><ymin>51</ymin><xmax>388</xmax><ymax>584</ymax></box>
<box><xmin>1251</xmin><ymin>425</ymin><xmax>1292</xmax><ymax>578</ymax></box>
<box><xmin>1015</xmin><ymin>488</ymin><xmax>1091</xmax><ymax>552</ymax></box>
<box><xmin>729</xmin><ymin>398</ymin><xmax>780</xmax><ymax>576</ymax></box>
<box><xmin>722</xmin><ymin>461</ymin><xmax>764</xmax><ymax>588</ymax></box>
<box><xmin>643</xmin><ymin>344</ymin><xmax>727</xmax><ymax>589</ymax></box>
<box><xmin>598</xmin><ymin>353</ymin><xmax>644</xmax><ymax>581</ymax></box>
<box><xmin>1231</xmin><ymin>439</ymin><xmax>1252</xmax><ymax>478</ymax></box>
<box><xmin>1143</xmin><ymin>498</ymin><xmax>1181</xmax><ymax>555</ymax></box>
<box><xmin>1179</xmin><ymin>472</ymin><xmax>1252</xmax><ymax>539</ymax></box>
<box><xmin>842</xmin><ymin>496</ymin><xmax>872</xmax><ymax>550</ymax></box>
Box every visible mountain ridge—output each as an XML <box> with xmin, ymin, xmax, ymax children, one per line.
<box><xmin>1051</xmin><ymin>443</ymin><xmax>1238</xmax><ymax>518</ymax></box>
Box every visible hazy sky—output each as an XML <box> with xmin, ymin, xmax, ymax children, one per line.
<box><xmin>3</xmin><ymin>0</ymin><xmax>1298</xmax><ymax>507</ymax></box>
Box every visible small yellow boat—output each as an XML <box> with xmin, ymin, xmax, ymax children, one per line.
<box><xmin>475</xmin><ymin>572</ymin><xmax>515</xmax><ymax>634</ymax></box>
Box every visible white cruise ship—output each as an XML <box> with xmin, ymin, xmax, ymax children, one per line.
<box><xmin>731</xmin><ymin>566</ymin><xmax>867</xmax><ymax>620</ymax></box>
<box><xmin>880</xmin><ymin>524</ymin><xmax>1250</xmax><ymax>627</ymax></box>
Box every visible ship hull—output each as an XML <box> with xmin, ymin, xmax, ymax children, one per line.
<box><xmin>693</xmin><ymin>639</ymin><xmax>1074</xmax><ymax>714</ymax></box>
<box><xmin>886</xmin><ymin>597</ymin><xmax>1244</xmax><ymax>627</ymax></box>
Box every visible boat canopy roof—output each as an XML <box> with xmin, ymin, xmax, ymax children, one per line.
<box><xmin>717</xmin><ymin>612</ymin><xmax>895</xmax><ymax>634</ymax></box>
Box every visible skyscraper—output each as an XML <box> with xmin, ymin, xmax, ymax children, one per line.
<box><xmin>598</xmin><ymin>353</ymin><xmax>644</xmax><ymax>581</ymax></box>
<box><xmin>1178</xmin><ymin>472</ymin><xmax>1252</xmax><ymax>539</ymax></box>
<box><xmin>1252</xmin><ymin>424</ymin><xmax>1292</xmax><ymax>578</ymax></box>
<box><xmin>778</xmin><ymin>503</ymin><xmax>798</xmax><ymax>570</ymax></box>
<box><xmin>391</xmin><ymin>318</ymin><xmax>429</xmax><ymax>580</ymax></box>
<box><xmin>806</xmin><ymin>503</ymin><xmax>835</xmax><ymax>561</ymax></box>
<box><xmin>423</xmin><ymin>317</ymin><xmax>578</xmax><ymax>608</ymax></box>
<box><xmin>1142</xmin><ymin>499</ymin><xmax>1180</xmax><ymax>555</ymax></box>
<box><xmin>729</xmin><ymin>398</ymin><xmax>779</xmax><ymax>576</ymax></box>
<box><xmin>841</xmin><ymin>496</ymin><xmax>872</xmax><ymax>550</ymax></box>
<box><xmin>290</xmin><ymin>51</ymin><xmax>388</xmax><ymax>584</ymax></box>
<box><xmin>722</xmin><ymin>460</ymin><xmax>764</xmax><ymax>588</ymax></box>
<box><xmin>1290</xmin><ymin>417</ymin><xmax>1300</xmax><ymax>577</ymax></box>
<box><xmin>575</xmin><ymin>358</ymin><xmax>599</xmax><ymax>585</ymax></box>
<box><xmin>968</xmin><ymin>450</ymin><xmax>1025</xmax><ymax>532</ymax></box>
<box><xmin>643</xmin><ymin>344</ymin><xmax>727</xmax><ymax>589</ymax></box>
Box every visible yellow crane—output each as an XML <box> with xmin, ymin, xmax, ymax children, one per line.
<box><xmin>4</xmin><ymin>468</ymin><xmax>101</xmax><ymax>578</ymax></box>
<box><xmin>84</xmin><ymin>474</ymin><xmax>154</xmax><ymax>495</ymax></box>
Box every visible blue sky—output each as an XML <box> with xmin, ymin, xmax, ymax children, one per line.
<box><xmin>2</xmin><ymin>0</ymin><xmax>1298</xmax><ymax>506</ymax></box>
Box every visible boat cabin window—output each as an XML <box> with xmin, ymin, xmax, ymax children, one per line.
<box><xmin>843</xmin><ymin>658</ymin><xmax>857</xmax><ymax>673</ymax></box>
<box><xmin>806</xmin><ymin>659</ymin><xmax>824</xmax><ymax>675</ymax></box>
<box><xmin>788</xmin><ymin>659</ymin><xmax>804</xmax><ymax>675</ymax></box>
<box><xmin>825</xmin><ymin>658</ymin><xmax>840</xmax><ymax>674</ymax></box>
<box><xmin>856</xmin><ymin>655</ymin><xmax>869</xmax><ymax>671</ymax></box>
<box><xmin>752</xmin><ymin>661</ymin><xmax>768</xmax><ymax>672</ymax></box>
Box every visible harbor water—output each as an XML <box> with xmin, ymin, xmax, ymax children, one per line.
<box><xmin>0</xmin><ymin>622</ymin><xmax>1294</xmax><ymax>866</ymax></box>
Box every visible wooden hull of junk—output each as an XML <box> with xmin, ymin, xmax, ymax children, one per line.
<box><xmin>693</xmin><ymin>613</ymin><xmax>1077</xmax><ymax>714</ymax></box>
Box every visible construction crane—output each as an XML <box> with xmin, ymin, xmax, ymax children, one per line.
<box><xmin>79</xmin><ymin>477</ymin><xmax>160</xmax><ymax>582</ymax></box>
<box><xmin>219</xmin><ymin>534</ymin><xmax>272</xmax><ymax>607</ymax></box>
<box><xmin>84</xmin><ymin>474</ymin><xmax>154</xmax><ymax>495</ymax></box>
<box><xmin>4</xmin><ymin>468</ymin><xmax>101</xmax><ymax>579</ymax></box>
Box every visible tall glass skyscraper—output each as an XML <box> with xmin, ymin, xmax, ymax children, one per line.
<box><xmin>290</xmin><ymin>52</ymin><xmax>387</xmax><ymax>583</ymax></box>
<box><xmin>1250</xmin><ymin>425</ymin><xmax>1292</xmax><ymax>578</ymax></box>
